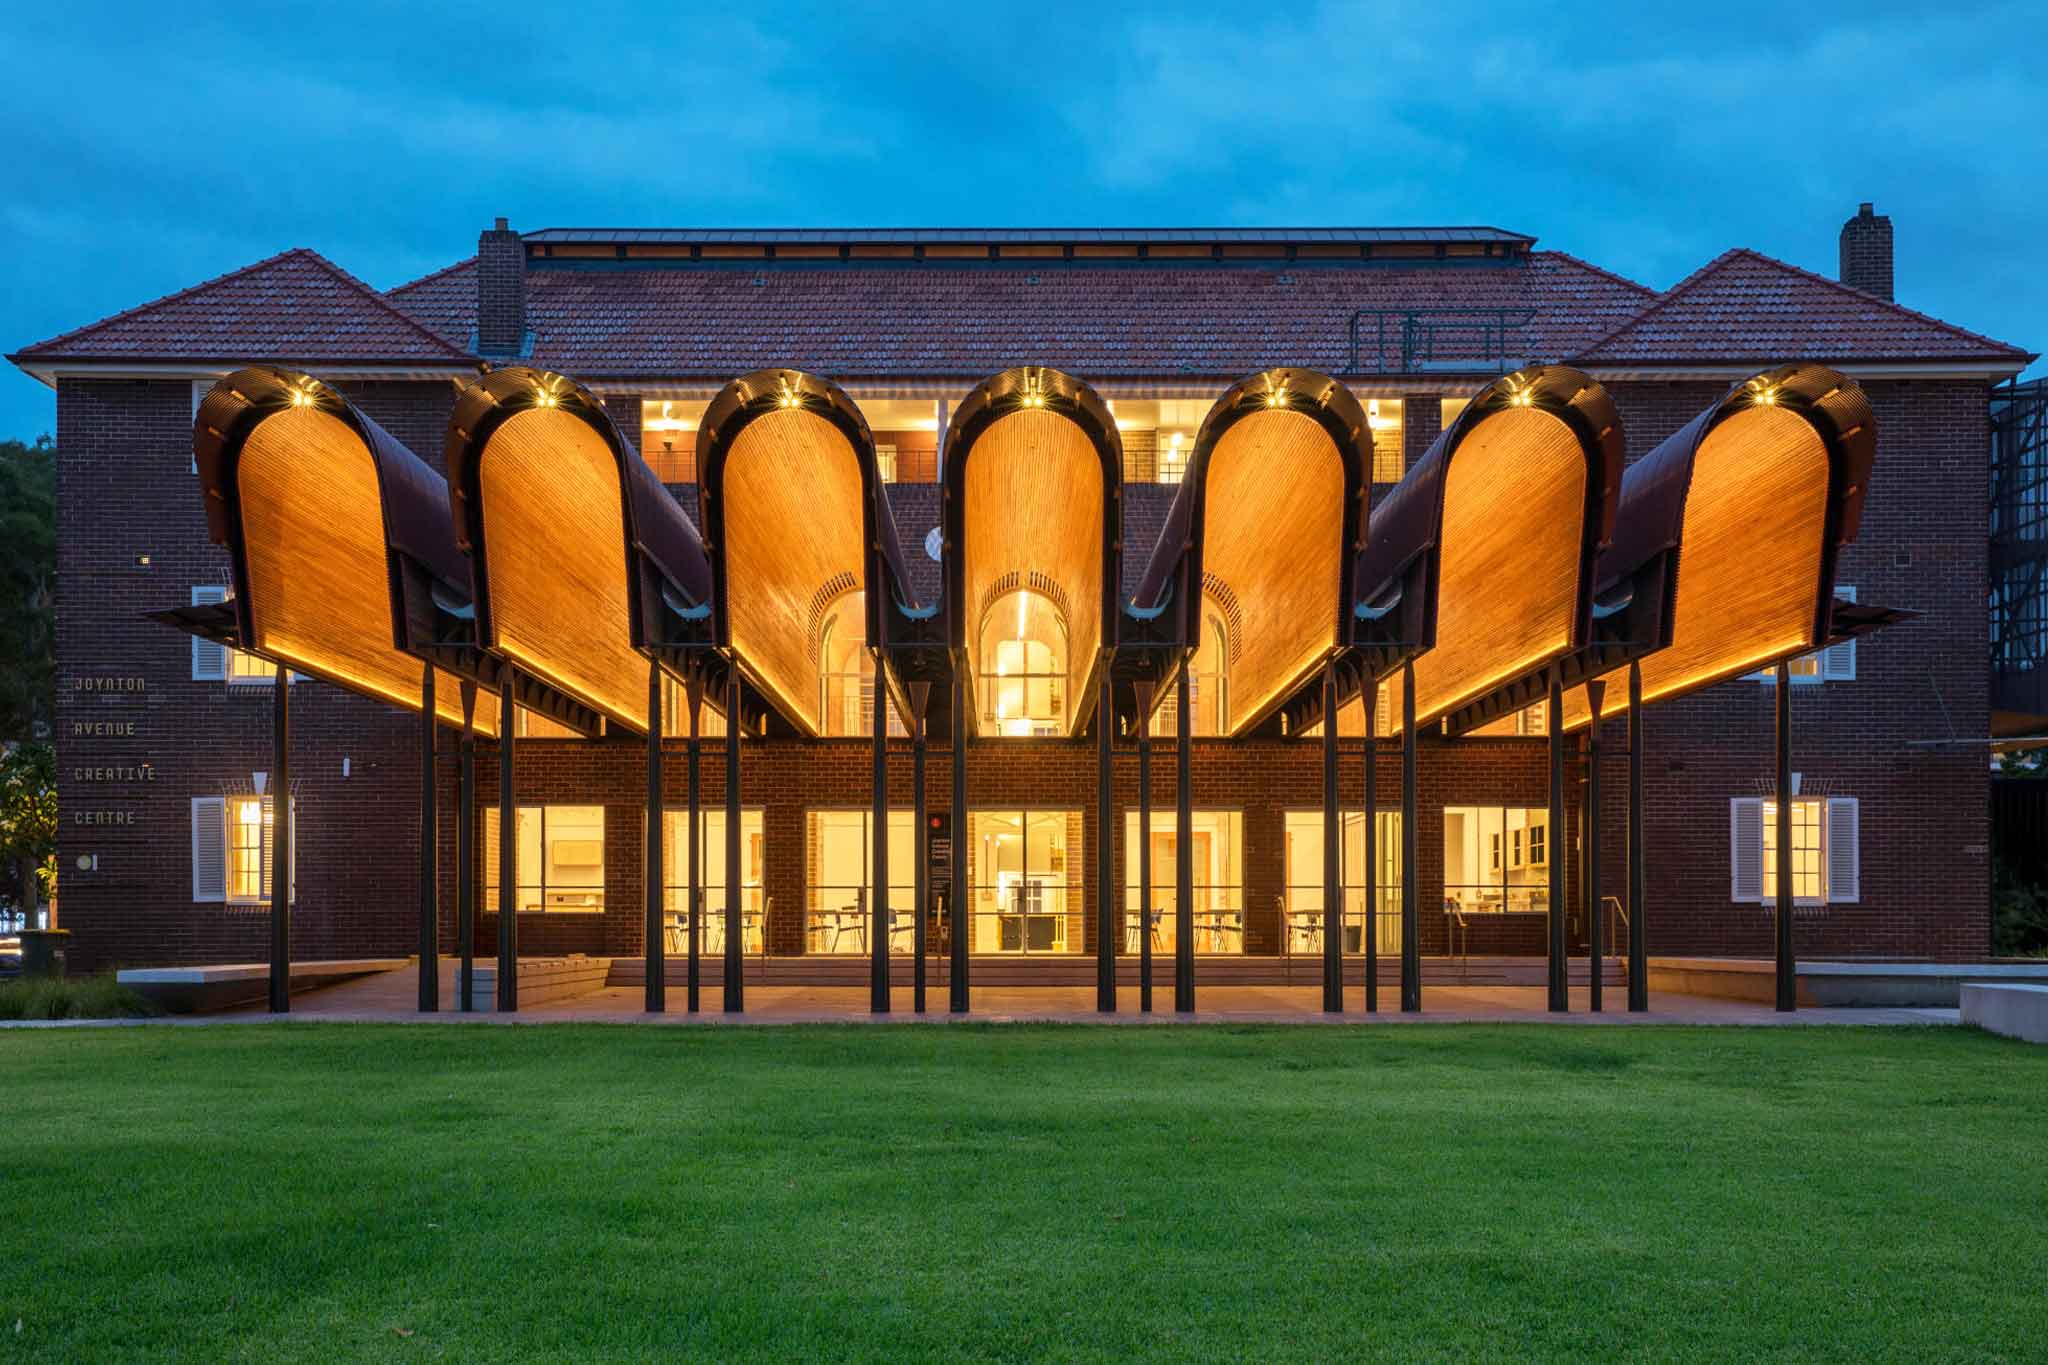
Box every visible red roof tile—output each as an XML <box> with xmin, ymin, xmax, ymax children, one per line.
<box><xmin>12</xmin><ymin>248</ymin><xmax>472</xmax><ymax>365</ymax></box>
<box><xmin>385</xmin><ymin>256</ymin><xmax>477</xmax><ymax>350</ymax></box>
<box><xmin>1572</xmin><ymin>248</ymin><xmax>2031</xmax><ymax>365</ymax></box>
<box><xmin>474</xmin><ymin>251</ymin><xmax>1655</xmax><ymax>379</ymax></box>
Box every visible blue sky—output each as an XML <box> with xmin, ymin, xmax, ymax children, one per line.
<box><xmin>4</xmin><ymin>0</ymin><xmax>2042</xmax><ymax>440</ymax></box>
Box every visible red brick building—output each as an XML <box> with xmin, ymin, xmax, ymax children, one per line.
<box><xmin>10</xmin><ymin>208</ymin><xmax>2033</xmax><ymax>995</ymax></box>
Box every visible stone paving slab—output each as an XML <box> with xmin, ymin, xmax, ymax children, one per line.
<box><xmin>2</xmin><ymin>960</ymin><xmax>1961</xmax><ymax>1029</ymax></box>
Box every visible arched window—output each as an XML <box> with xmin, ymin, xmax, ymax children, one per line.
<box><xmin>818</xmin><ymin>592</ymin><xmax>903</xmax><ymax>737</ymax></box>
<box><xmin>1154</xmin><ymin>602</ymin><xmax>1229</xmax><ymax>737</ymax></box>
<box><xmin>979</xmin><ymin>588</ymin><xmax>1067</xmax><ymax>736</ymax></box>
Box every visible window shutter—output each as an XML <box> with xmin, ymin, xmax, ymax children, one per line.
<box><xmin>482</xmin><ymin>807</ymin><xmax>500</xmax><ymax>904</ymax></box>
<box><xmin>1730</xmin><ymin>798</ymin><xmax>1763</xmax><ymax>902</ymax></box>
<box><xmin>256</xmin><ymin>796</ymin><xmax>296</xmax><ymax>904</ymax></box>
<box><xmin>191</xmin><ymin>585</ymin><xmax>228</xmax><ymax>680</ymax></box>
<box><xmin>1826</xmin><ymin>797</ymin><xmax>1860</xmax><ymax>904</ymax></box>
<box><xmin>191</xmin><ymin>797</ymin><xmax>226</xmax><ymax>901</ymax></box>
<box><xmin>1822</xmin><ymin>586</ymin><xmax>1857</xmax><ymax>681</ymax></box>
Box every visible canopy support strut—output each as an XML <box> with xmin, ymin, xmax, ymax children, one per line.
<box><xmin>269</xmin><ymin>661</ymin><xmax>292</xmax><ymax>1015</ymax></box>
<box><xmin>418</xmin><ymin>661</ymin><xmax>438</xmax><ymax>1013</ymax></box>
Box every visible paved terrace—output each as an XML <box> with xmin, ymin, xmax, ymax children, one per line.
<box><xmin>24</xmin><ymin>960</ymin><xmax>1960</xmax><ymax>1027</ymax></box>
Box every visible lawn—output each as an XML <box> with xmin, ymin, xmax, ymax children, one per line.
<box><xmin>3</xmin><ymin>1024</ymin><xmax>2044</xmax><ymax>1362</ymax></box>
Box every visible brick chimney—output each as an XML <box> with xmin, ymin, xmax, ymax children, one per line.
<box><xmin>476</xmin><ymin>216</ymin><xmax>527</xmax><ymax>357</ymax></box>
<box><xmin>1838</xmin><ymin>202</ymin><xmax>1893</xmax><ymax>301</ymax></box>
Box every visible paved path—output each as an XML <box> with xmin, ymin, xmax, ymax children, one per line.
<box><xmin>5</xmin><ymin>961</ymin><xmax>1960</xmax><ymax>1028</ymax></box>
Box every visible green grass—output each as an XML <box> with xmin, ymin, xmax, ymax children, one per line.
<box><xmin>2</xmin><ymin>1025</ymin><xmax>2044</xmax><ymax>1362</ymax></box>
<box><xmin>0</xmin><ymin>972</ymin><xmax>158</xmax><ymax>1020</ymax></box>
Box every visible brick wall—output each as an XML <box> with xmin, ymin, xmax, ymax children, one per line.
<box><xmin>50</xmin><ymin>371</ymin><xmax>1993</xmax><ymax>971</ymax></box>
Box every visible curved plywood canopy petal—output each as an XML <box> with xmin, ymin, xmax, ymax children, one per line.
<box><xmin>1131</xmin><ymin>368</ymin><xmax>1370</xmax><ymax>736</ymax></box>
<box><xmin>190</xmin><ymin>366</ymin><xmax>507</xmax><ymax>737</ymax></box>
<box><xmin>447</xmin><ymin>366</ymin><xmax>713</xmax><ymax>735</ymax></box>
<box><xmin>696</xmin><ymin>369</ymin><xmax>922</xmax><ymax>737</ymax></box>
<box><xmin>942</xmin><ymin>367</ymin><xmax>1122</xmax><ymax>738</ymax></box>
<box><xmin>1351</xmin><ymin>365</ymin><xmax>1623</xmax><ymax>733</ymax></box>
<box><xmin>1560</xmin><ymin>363</ymin><xmax>1875</xmax><ymax>729</ymax></box>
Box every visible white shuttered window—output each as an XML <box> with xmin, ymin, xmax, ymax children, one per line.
<box><xmin>1729</xmin><ymin>795</ymin><xmax>1859</xmax><ymax>905</ymax></box>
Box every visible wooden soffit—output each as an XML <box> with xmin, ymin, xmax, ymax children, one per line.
<box><xmin>192</xmin><ymin>366</ymin><xmax>501</xmax><ymax>736</ymax></box>
<box><xmin>942</xmin><ymin>367</ymin><xmax>1122</xmax><ymax>737</ymax></box>
<box><xmin>1560</xmin><ymin>363</ymin><xmax>1876</xmax><ymax>729</ymax></box>
<box><xmin>696</xmin><ymin>369</ymin><xmax>911</xmax><ymax>736</ymax></box>
<box><xmin>1130</xmin><ymin>368</ymin><xmax>1370</xmax><ymax>736</ymax></box>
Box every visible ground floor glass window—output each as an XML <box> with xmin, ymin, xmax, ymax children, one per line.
<box><xmin>967</xmin><ymin>810</ymin><xmax>1080</xmax><ymax>952</ymax></box>
<box><xmin>806</xmin><ymin>809</ymin><xmax>915</xmax><ymax>953</ymax></box>
<box><xmin>1442</xmin><ymin>806</ymin><xmax>1549</xmax><ymax>914</ymax></box>
<box><xmin>660</xmin><ymin>809</ymin><xmax>765</xmax><ymax>953</ymax></box>
<box><xmin>1283</xmin><ymin>810</ymin><xmax>1402</xmax><ymax>956</ymax></box>
<box><xmin>483</xmin><ymin>805</ymin><xmax>605</xmax><ymax>913</ymax></box>
<box><xmin>1121</xmin><ymin>810</ymin><xmax>1244</xmax><ymax>953</ymax></box>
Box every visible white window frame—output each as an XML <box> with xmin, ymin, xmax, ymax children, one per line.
<box><xmin>1729</xmin><ymin>794</ymin><xmax>1859</xmax><ymax>905</ymax></box>
<box><xmin>1754</xmin><ymin>586</ymin><xmax>1857</xmax><ymax>684</ymax></box>
<box><xmin>190</xmin><ymin>583</ymin><xmax>298</xmax><ymax>685</ymax></box>
<box><xmin>192</xmin><ymin>793</ymin><xmax>295</xmax><ymax>904</ymax></box>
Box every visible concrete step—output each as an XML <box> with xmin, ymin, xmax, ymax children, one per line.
<box><xmin>466</xmin><ymin>956</ymin><xmax>610</xmax><ymax>1011</ymax></box>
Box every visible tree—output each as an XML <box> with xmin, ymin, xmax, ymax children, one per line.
<box><xmin>0</xmin><ymin>436</ymin><xmax>56</xmax><ymax>745</ymax></box>
<box><xmin>0</xmin><ymin>742</ymin><xmax>55</xmax><ymax>930</ymax></box>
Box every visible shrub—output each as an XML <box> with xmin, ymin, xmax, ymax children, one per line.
<box><xmin>0</xmin><ymin>973</ymin><xmax>160</xmax><ymax>1021</ymax></box>
<box><xmin>1992</xmin><ymin>859</ymin><xmax>2048</xmax><ymax>959</ymax></box>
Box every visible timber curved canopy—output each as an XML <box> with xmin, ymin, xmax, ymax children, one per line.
<box><xmin>187</xmin><ymin>366</ymin><xmax>530</xmax><ymax>736</ymax></box>
<box><xmin>1130</xmin><ymin>368</ymin><xmax>1371</xmax><ymax>736</ymax></box>
<box><xmin>942</xmin><ymin>367</ymin><xmax>1123</xmax><ymax>738</ymax></box>
<box><xmin>695</xmin><ymin>369</ymin><xmax>928</xmax><ymax>737</ymax></box>
<box><xmin>1560</xmin><ymin>363</ymin><xmax>1877</xmax><ymax>729</ymax></box>
<box><xmin>1349</xmin><ymin>365</ymin><xmax>1623</xmax><ymax>734</ymax></box>
<box><xmin>446</xmin><ymin>366</ymin><xmax>713</xmax><ymax>735</ymax></box>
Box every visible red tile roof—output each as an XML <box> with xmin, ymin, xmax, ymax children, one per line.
<box><xmin>11</xmin><ymin>248</ymin><xmax>473</xmax><ymax>365</ymax></box>
<box><xmin>20</xmin><ymin>237</ymin><xmax>2035</xmax><ymax>379</ymax></box>
<box><xmin>1572</xmin><ymin>248</ymin><xmax>2031</xmax><ymax>364</ymax></box>
<box><xmin>480</xmin><ymin>252</ymin><xmax>1654</xmax><ymax>379</ymax></box>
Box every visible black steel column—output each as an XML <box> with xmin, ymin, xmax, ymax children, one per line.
<box><xmin>457</xmin><ymin>681</ymin><xmax>476</xmax><ymax>1013</ymax></box>
<box><xmin>1586</xmin><ymin>678</ymin><xmax>1605</xmax><ymax>1014</ymax></box>
<box><xmin>1174</xmin><ymin>659</ymin><xmax>1194</xmax><ymax>1014</ymax></box>
<box><xmin>497</xmin><ymin>670</ymin><xmax>517</xmax><ymax>1012</ymax></box>
<box><xmin>645</xmin><ymin>659</ymin><xmax>665</xmax><ymax>1014</ymax></box>
<box><xmin>1547</xmin><ymin>673</ymin><xmax>1567</xmax><ymax>1013</ymax></box>
<box><xmin>724</xmin><ymin>667</ymin><xmax>743</xmax><ymax>1014</ymax></box>
<box><xmin>1400</xmin><ymin>661</ymin><xmax>1419</xmax><ymax>1013</ymax></box>
<box><xmin>269</xmin><ymin>662</ymin><xmax>292</xmax><ymax>1014</ymax></box>
<box><xmin>686</xmin><ymin>668</ymin><xmax>703</xmax><ymax>1014</ymax></box>
<box><xmin>1096</xmin><ymin>666</ymin><xmax>1116</xmax><ymax>1013</ymax></box>
<box><xmin>1136</xmin><ymin>681</ymin><xmax>1155</xmax><ymax>1014</ymax></box>
<box><xmin>1320</xmin><ymin>658</ymin><xmax>1342</xmax><ymax>1013</ymax></box>
<box><xmin>1775</xmin><ymin>660</ymin><xmax>1795</xmax><ymax>1012</ymax></box>
<box><xmin>870</xmin><ymin>660</ymin><xmax>891</xmax><ymax>1014</ymax></box>
<box><xmin>1627</xmin><ymin>661</ymin><xmax>1647</xmax><ymax>1013</ymax></box>
<box><xmin>949</xmin><ymin>669</ymin><xmax>969</xmax><ymax>1014</ymax></box>
<box><xmin>418</xmin><ymin>661</ymin><xmax>438</xmax><ymax>1012</ymax></box>
<box><xmin>910</xmin><ymin>682</ymin><xmax>930</xmax><ymax>1015</ymax></box>
<box><xmin>1364</xmin><ymin>667</ymin><xmax>1378</xmax><ymax>1014</ymax></box>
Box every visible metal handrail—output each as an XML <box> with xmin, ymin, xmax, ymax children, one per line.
<box><xmin>1602</xmin><ymin>895</ymin><xmax>1628</xmax><ymax>965</ymax></box>
<box><xmin>1347</xmin><ymin>307</ymin><xmax>1540</xmax><ymax>375</ymax></box>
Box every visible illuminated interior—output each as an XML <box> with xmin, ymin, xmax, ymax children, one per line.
<box><xmin>1121</xmin><ymin>810</ymin><xmax>1244</xmax><ymax>953</ymax></box>
<box><xmin>1282</xmin><ymin>809</ymin><xmax>1401</xmax><ymax>953</ymax></box>
<box><xmin>660</xmin><ymin>808</ymin><xmax>766</xmax><ymax>954</ymax></box>
<box><xmin>979</xmin><ymin>588</ymin><xmax>1068</xmax><ymax>736</ymax></box>
<box><xmin>818</xmin><ymin>591</ymin><xmax>904</xmax><ymax>737</ymax></box>
<box><xmin>957</xmin><ymin>405</ymin><xmax>1106</xmax><ymax>737</ymax></box>
<box><xmin>233</xmin><ymin>404</ymin><xmax>498</xmax><ymax>735</ymax></box>
<box><xmin>806</xmin><ymin>809</ymin><xmax>915</xmax><ymax>953</ymax></box>
<box><xmin>482</xmin><ymin>804</ymin><xmax>606</xmax><ymax>913</ymax></box>
<box><xmin>966</xmin><ymin>810</ymin><xmax>1081</xmax><ymax>952</ymax></box>
<box><xmin>1151</xmin><ymin>598</ymin><xmax>1230</xmax><ymax>737</ymax></box>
